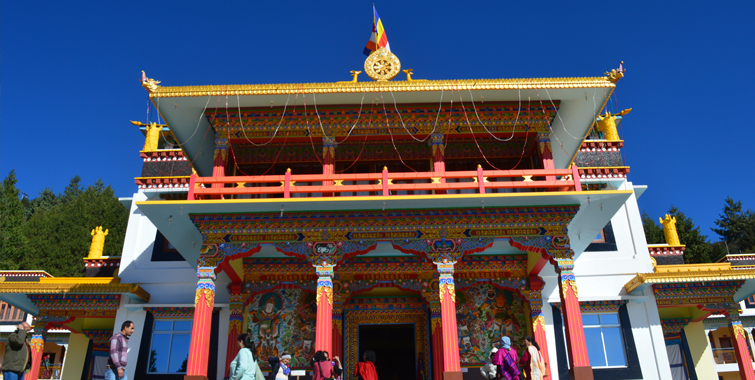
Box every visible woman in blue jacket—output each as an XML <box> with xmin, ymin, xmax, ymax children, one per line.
<box><xmin>230</xmin><ymin>334</ymin><xmax>258</xmax><ymax>380</ymax></box>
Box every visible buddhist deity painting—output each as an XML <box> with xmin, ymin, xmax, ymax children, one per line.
<box><xmin>247</xmin><ymin>289</ymin><xmax>317</xmax><ymax>368</ymax></box>
<box><xmin>456</xmin><ymin>284</ymin><xmax>527</xmax><ymax>364</ymax></box>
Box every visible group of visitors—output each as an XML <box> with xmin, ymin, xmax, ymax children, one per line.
<box><xmin>481</xmin><ymin>336</ymin><xmax>546</xmax><ymax>380</ymax></box>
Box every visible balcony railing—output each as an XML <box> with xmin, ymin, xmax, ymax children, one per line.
<box><xmin>712</xmin><ymin>348</ymin><xmax>738</xmax><ymax>364</ymax></box>
<box><xmin>187</xmin><ymin>166</ymin><xmax>581</xmax><ymax>200</ymax></box>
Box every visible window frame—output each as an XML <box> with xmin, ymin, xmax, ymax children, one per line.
<box><xmin>552</xmin><ymin>304</ymin><xmax>642</xmax><ymax>380</ymax></box>
<box><xmin>147</xmin><ymin>319</ymin><xmax>192</xmax><ymax>375</ymax></box>
<box><xmin>580</xmin><ymin>312</ymin><xmax>628</xmax><ymax>368</ymax></box>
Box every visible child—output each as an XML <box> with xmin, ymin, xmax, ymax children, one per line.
<box><xmin>480</xmin><ymin>348</ymin><xmax>498</xmax><ymax>380</ymax></box>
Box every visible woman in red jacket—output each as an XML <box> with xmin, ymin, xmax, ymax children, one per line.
<box><xmin>354</xmin><ymin>350</ymin><xmax>378</xmax><ymax>380</ymax></box>
<box><xmin>312</xmin><ymin>351</ymin><xmax>335</xmax><ymax>380</ymax></box>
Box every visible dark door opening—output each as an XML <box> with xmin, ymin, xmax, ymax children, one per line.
<box><xmin>358</xmin><ymin>324</ymin><xmax>416</xmax><ymax>380</ymax></box>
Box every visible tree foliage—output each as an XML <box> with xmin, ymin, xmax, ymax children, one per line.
<box><xmin>0</xmin><ymin>171</ymin><xmax>128</xmax><ymax>276</ymax></box>
<box><xmin>641</xmin><ymin>206</ymin><xmax>712</xmax><ymax>264</ymax></box>
<box><xmin>712</xmin><ymin>197</ymin><xmax>755</xmax><ymax>254</ymax></box>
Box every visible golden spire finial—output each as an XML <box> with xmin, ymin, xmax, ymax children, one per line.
<box><xmin>595</xmin><ymin>108</ymin><xmax>631</xmax><ymax>141</ymax></box>
<box><xmin>131</xmin><ymin>121</ymin><xmax>166</xmax><ymax>152</ymax></box>
<box><xmin>659</xmin><ymin>214</ymin><xmax>681</xmax><ymax>246</ymax></box>
<box><xmin>88</xmin><ymin>226</ymin><xmax>109</xmax><ymax>259</ymax></box>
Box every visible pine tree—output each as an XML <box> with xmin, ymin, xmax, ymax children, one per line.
<box><xmin>22</xmin><ymin>178</ymin><xmax>128</xmax><ymax>276</ymax></box>
<box><xmin>0</xmin><ymin>171</ymin><xmax>28</xmax><ymax>270</ymax></box>
<box><xmin>642</xmin><ymin>211</ymin><xmax>664</xmax><ymax>244</ymax></box>
<box><xmin>712</xmin><ymin>197</ymin><xmax>755</xmax><ymax>254</ymax></box>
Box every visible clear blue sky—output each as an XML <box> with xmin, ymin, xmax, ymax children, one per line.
<box><xmin>2</xmin><ymin>0</ymin><xmax>753</xmax><ymax>240</ymax></box>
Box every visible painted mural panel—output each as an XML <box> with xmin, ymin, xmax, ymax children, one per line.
<box><xmin>456</xmin><ymin>284</ymin><xmax>527</xmax><ymax>364</ymax></box>
<box><xmin>247</xmin><ymin>289</ymin><xmax>317</xmax><ymax>368</ymax></box>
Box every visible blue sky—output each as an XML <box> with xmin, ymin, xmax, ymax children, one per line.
<box><xmin>1</xmin><ymin>0</ymin><xmax>753</xmax><ymax>240</ymax></box>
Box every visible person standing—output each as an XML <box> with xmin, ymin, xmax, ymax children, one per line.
<box><xmin>230</xmin><ymin>334</ymin><xmax>259</xmax><ymax>380</ymax></box>
<box><xmin>107</xmin><ymin>320</ymin><xmax>134</xmax><ymax>380</ymax></box>
<box><xmin>492</xmin><ymin>337</ymin><xmax>519</xmax><ymax>380</ymax></box>
<box><xmin>2</xmin><ymin>322</ymin><xmax>32</xmax><ymax>380</ymax></box>
<box><xmin>519</xmin><ymin>336</ymin><xmax>545</xmax><ymax>380</ymax></box>
<box><xmin>268</xmin><ymin>354</ymin><xmax>291</xmax><ymax>380</ymax></box>
<box><xmin>480</xmin><ymin>348</ymin><xmax>498</xmax><ymax>380</ymax></box>
<box><xmin>323</xmin><ymin>351</ymin><xmax>342</xmax><ymax>379</ymax></box>
<box><xmin>353</xmin><ymin>350</ymin><xmax>377</xmax><ymax>380</ymax></box>
<box><xmin>312</xmin><ymin>351</ymin><xmax>335</xmax><ymax>380</ymax></box>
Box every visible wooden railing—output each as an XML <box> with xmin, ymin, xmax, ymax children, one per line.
<box><xmin>0</xmin><ymin>301</ymin><xmax>26</xmax><ymax>324</ymax></box>
<box><xmin>188</xmin><ymin>166</ymin><xmax>581</xmax><ymax>200</ymax></box>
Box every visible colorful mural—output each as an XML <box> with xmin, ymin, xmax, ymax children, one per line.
<box><xmin>247</xmin><ymin>289</ymin><xmax>317</xmax><ymax>368</ymax></box>
<box><xmin>456</xmin><ymin>284</ymin><xmax>527</xmax><ymax>364</ymax></box>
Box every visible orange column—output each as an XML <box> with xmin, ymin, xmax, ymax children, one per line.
<box><xmin>556</xmin><ymin>259</ymin><xmax>593</xmax><ymax>380</ymax></box>
<box><xmin>430</xmin><ymin>304</ymin><xmax>444</xmax><ymax>380</ymax></box>
<box><xmin>186</xmin><ymin>267</ymin><xmax>216</xmax><ymax>380</ymax></box>
<box><xmin>314</xmin><ymin>266</ymin><xmax>334</xmax><ymax>353</ymax></box>
<box><xmin>436</xmin><ymin>263</ymin><xmax>461</xmax><ymax>380</ymax></box>
<box><xmin>526</xmin><ymin>287</ymin><xmax>552</xmax><ymax>379</ymax></box>
<box><xmin>725</xmin><ymin>306</ymin><xmax>755</xmax><ymax>380</ymax></box>
<box><xmin>28</xmin><ymin>331</ymin><xmax>45</xmax><ymax>380</ymax></box>
<box><xmin>224</xmin><ymin>283</ymin><xmax>244</xmax><ymax>378</ymax></box>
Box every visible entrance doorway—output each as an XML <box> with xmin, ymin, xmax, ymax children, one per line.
<box><xmin>358</xmin><ymin>324</ymin><xmax>416</xmax><ymax>380</ymax></box>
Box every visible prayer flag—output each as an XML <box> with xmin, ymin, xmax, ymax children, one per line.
<box><xmin>363</xmin><ymin>5</ymin><xmax>390</xmax><ymax>56</ymax></box>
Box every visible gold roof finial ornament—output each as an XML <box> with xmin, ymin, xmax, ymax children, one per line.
<box><xmin>88</xmin><ymin>226</ymin><xmax>109</xmax><ymax>259</ymax></box>
<box><xmin>605</xmin><ymin>61</ymin><xmax>626</xmax><ymax>83</ymax></box>
<box><xmin>364</xmin><ymin>48</ymin><xmax>401</xmax><ymax>81</ymax></box>
<box><xmin>141</xmin><ymin>70</ymin><xmax>161</xmax><ymax>92</ymax></box>
<box><xmin>659</xmin><ymin>214</ymin><xmax>682</xmax><ymax>246</ymax></box>
<box><xmin>595</xmin><ymin>108</ymin><xmax>631</xmax><ymax>141</ymax></box>
<box><xmin>350</xmin><ymin>71</ymin><xmax>362</xmax><ymax>83</ymax></box>
<box><xmin>131</xmin><ymin>121</ymin><xmax>167</xmax><ymax>152</ymax></box>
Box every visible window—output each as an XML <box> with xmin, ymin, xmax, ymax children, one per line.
<box><xmin>582</xmin><ymin>313</ymin><xmax>627</xmax><ymax>367</ymax></box>
<box><xmin>584</xmin><ymin>222</ymin><xmax>617</xmax><ymax>252</ymax></box>
<box><xmin>148</xmin><ymin>320</ymin><xmax>192</xmax><ymax>374</ymax></box>
<box><xmin>552</xmin><ymin>304</ymin><xmax>641</xmax><ymax>380</ymax></box>
<box><xmin>151</xmin><ymin>231</ymin><xmax>185</xmax><ymax>262</ymax></box>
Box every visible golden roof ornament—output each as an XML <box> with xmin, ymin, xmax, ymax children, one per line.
<box><xmin>88</xmin><ymin>226</ymin><xmax>109</xmax><ymax>259</ymax></box>
<box><xmin>141</xmin><ymin>70</ymin><xmax>161</xmax><ymax>92</ymax></box>
<box><xmin>605</xmin><ymin>61</ymin><xmax>626</xmax><ymax>83</ymax></box>
<box><xmin>659</xmin><ymin>214</ymin><xmax>682</xmax><ymax>246</ymax></box>
<box><xmin>131</xmin><ymin>121</ymin><xmax>167</xmax><ymax>152</ymax></box>
<box><xmin>364</xmin><ymin>48</ymin><xmax>401</xmax><ymax>81</ymax></box>
<box><xmin>596</xmin><ymin>108</ymin><xmax>631</xmax><ymax>141</ymax></box>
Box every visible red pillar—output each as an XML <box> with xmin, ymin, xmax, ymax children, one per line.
<box><xmin>526</xmin><ymin>288</ymin><xmax>552</xmax><ymax>380</ymax></box>
<box><xmin>323</xmin><ymin>137</ymin><xmax>336</xmax><ymax>196</ymax></box>
<box><xmin>436</xmin><ymin>263</ymin><xmax>461</xmax><ymax>380</ymax></box>
<box><xmin>556</xmin><ymin>259</ymin><xmax>593</xmax><ymax>380</ymax></box>
<box><xmin>725</xmin><ymin>307</ymin><xmax>755</xmax><ymax>380</ymax></box>
<box><xmin>538</xmin><ymin>133</ymin><xmax>555</xmax><ymax>181</ymax></box>
<box><xmin>28</xmin><ymin>331</ymin><xmax>45</xmax><ymax>380</ymax></box>
<box><xmin>314</xmin><ymin>266</ymin><xmax>334</xmax><ymax>353</ymax></box>
<box><xmin>212</xmin><ymin>138</ymin><xmax>228</xmax><ymax>198</ymax></box>
<box><xmin>224</xmin><ymin>283</ymin><xmax>244</xmax><ymax>378</ymax></box>
<box><xmin>186</xmin><ymin>267</ymin><xmax>216</xmax><ymax>380</ymax></box>
<box><xmin>430</xmin><ymin>305</ymin><xmax>444</xmax><ymax>380</ymax></box>
<box><xmin>331</xmin><ymin>306</ymin><xmax>343</xmax><ymax>360</ymax></box>
<box><xmin>431</xmin><ymin>133</ymin><xmax>446</xmax><ymax>194</ymax></box>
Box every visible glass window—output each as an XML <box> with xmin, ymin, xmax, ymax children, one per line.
<box><xmin>582</xmin><ymin>313</ymin><xmax>627</xmax><ymax>367</ymax></box>
<box><xmin>148</xmin><ymin>319</ymin><xmax>193</xmax><ymax>374</ymax></box>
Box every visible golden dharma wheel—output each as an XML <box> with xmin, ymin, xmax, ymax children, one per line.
<box><xmin>365</xmin><ymin>48</ymin><xmax>401</xmax><ymax>81</ymax></box>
